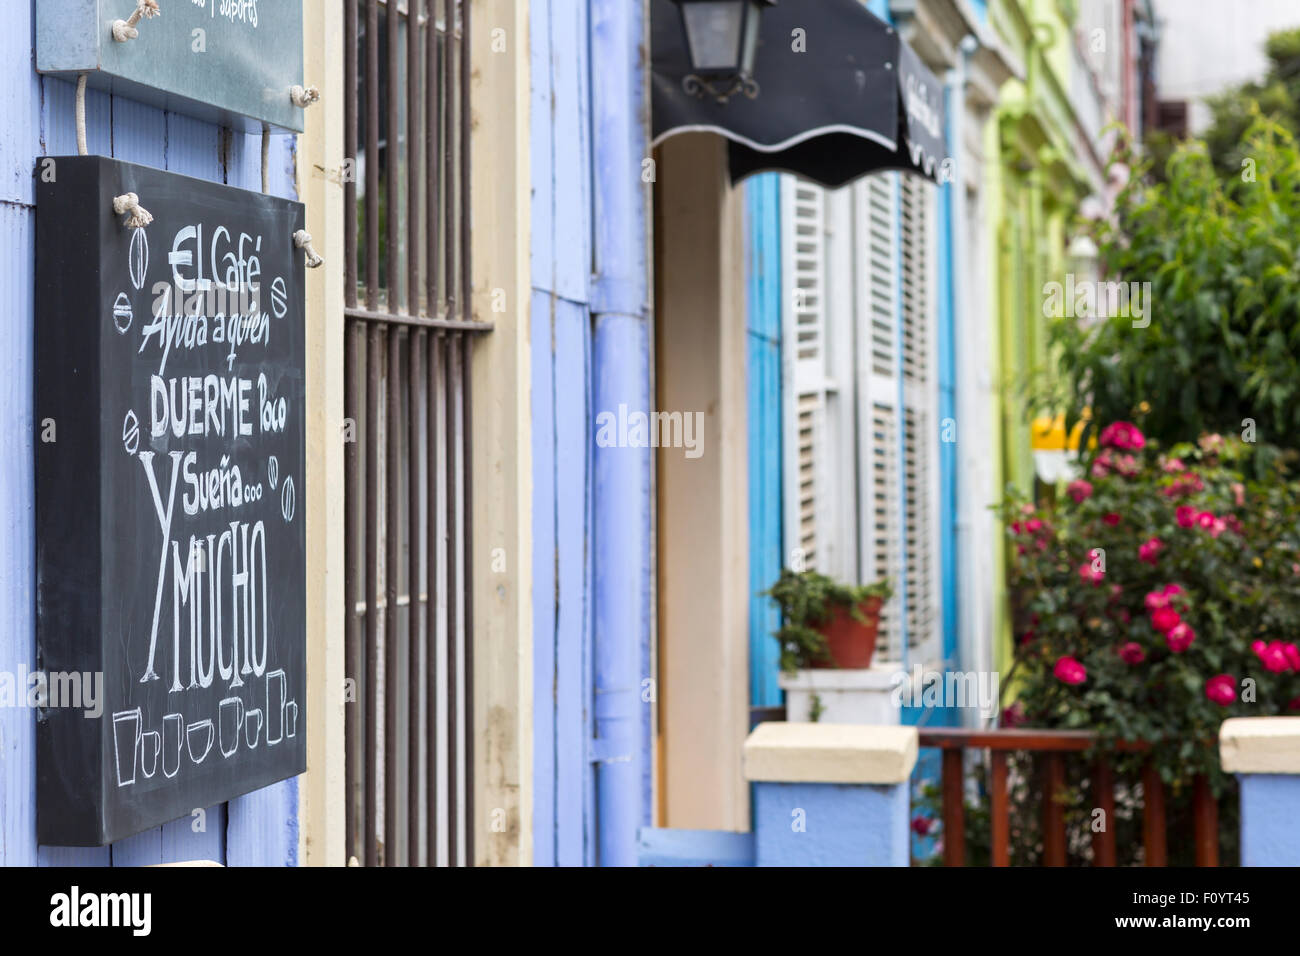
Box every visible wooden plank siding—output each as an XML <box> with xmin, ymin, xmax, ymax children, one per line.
<box><xmin>530</xmin><ymin>0</ymin><xmax>597</xmax><ymax>866</ymax></box>
<box><xmin>0</xmin><ymin>0</ymin><xmax>299</xmax><ymax>866</ymax></box>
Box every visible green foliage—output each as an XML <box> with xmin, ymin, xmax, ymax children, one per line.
<box><xmin>1199</xmin><ymin>28</ymin><xmax>1300</xmax><ymax>182</ymax></box>
<box><xmin>762</xmin><ymin>569</ymin><xmax>892</xmax><ymax>673</ymax></box>
<box><xmin>1001</xmin><ymin>426</ymin><xmax>1300</xmax><ymax>793</ymax></box>
<box><xmin>1054</xmin><ymin>116</ymin><xmax>1300</xmax><ymax>456</ymax></box>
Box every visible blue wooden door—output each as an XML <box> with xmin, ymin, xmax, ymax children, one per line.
<box><xmin>746</xmin><ymin>175</ymin><xmax>783</xmax><ymax>709</ymax></box>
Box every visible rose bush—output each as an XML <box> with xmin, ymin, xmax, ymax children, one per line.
<box><xmin>1003</xmin><ymin>423</ymin><xmax>1300</xmax><ymax>791</ymax></box>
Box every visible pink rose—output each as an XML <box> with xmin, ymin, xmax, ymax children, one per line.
<box><xmin>1054</xmin><ymin>656</ymin><xmax>1087</xmax><ymax>685</ymax></box>
<box><xmin>1103</xmin><ymin>512</ymin><xmax>1122</xmax><ymax>527</ymax></box>
<box><xmin>1205</xmin><ymin>675</ymin><xmax>1237</xmax><ymax>707</ymax></box>
<box><xmin>1257</xmin><ymin>641</ymin><xmax>1291</xmax><ymax>674</ymax></box>
<box><xmin>1119</xmin><ymin>642</ymin><xmax>1146</xmax><ymax>664</ymax></box>
<box><xmin>1285</xmin><ymin>644</ymin><xmax>1300</xmax><ymax>671</ymax></box>
<box><xmin>1162</xmin><ymin>457</ymin><xmax>1186</xmax><ymax>473</ymax></box>
<box><xmin>1116</xmin><ymin>454</ymin><xmax>1140</xmax><ymax>477</ymax></box>
<box><xmin>1196</xmin><ymin>511</ymin><xmax>1216</xmax><ymax>530</ymax></box>
<box><xmin>1138</xmin><ymin>537</ymin><xmax>1163</xmax><ymax>565</ymax></box>
<box><xmin>1251</xmin><ymin>639</ymin><xmax>1267</xmax><ymax>656</ymax></box>
<box><xmin>1165</xmin><ymin>623</ymin><xmax>1195</xmax><ymax>653</ymax></box>
<box><xmin>1232</xmin><ymin>483</ymin><xmax>1245</xmax><ymax>507</ymax></box>
<box><xmin>1144</xmin><ymin>589</ymin><xmax>1170</xmax><ymax>612</ymax></box>
<box><xmin>1175</xmin><ymin>506</ymin><xmax>1196</xmax><ymax>528</ymax></box>
<box><xmin>1067</xmin><ymin>480</ymin><xmax>1093</xmax><ymax>503</ymax></box>
<box><xmin>1026</xmin><ymin>518</ymin><xmax>1043</xmax><ymax>534</ymax></box>
<box><xmin>1079</xmin><ymin>562</ymin><xmax>1105</xmax><ymax>586</ymax></box>
<box><xmin>911</xmin><ymin>815</ymin><xmax>934</xmax><ymax>836</ymax></box>
<box><xmin>1163</xmin><ymin>584</ymin><xmax>1183</xmax><ymax>597</ymax></box>
<box><xmin>1099</xmin><ymin>421</ymin><xmax>1146</xmax><ymax>451</ymax></box>
<box><xmin>1150</xmin><ymin>606</ymin><xmax>1181</xmax><ymax>633</ymax></box>
<box><xmin>1010</xmin><ymin>521</ymin><xmax>1022</xmax><ymax>535</ymax></box>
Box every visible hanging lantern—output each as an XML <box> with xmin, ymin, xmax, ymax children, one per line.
<box><xmin>672</xmin><ymin>0</ymin><xmax>775</xmax><ymax>103</ymax></box>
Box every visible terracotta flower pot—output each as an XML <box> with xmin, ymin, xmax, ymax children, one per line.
<box><xmin>810</xmin><ymin>597</ymin><xmax>884</xmax><ymax>669</ymax></box>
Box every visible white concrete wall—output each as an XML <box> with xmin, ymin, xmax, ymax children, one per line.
<box><xmin>1155</xmin><ymin>0</ymin><xmax>1300</xmax><ymax>133</ymax></box>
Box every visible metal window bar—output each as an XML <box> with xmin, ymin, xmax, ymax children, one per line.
<box><xmin>343</xmin><ymin>0</ymin><xmax>487</xmax><ymax>868</ymax></box>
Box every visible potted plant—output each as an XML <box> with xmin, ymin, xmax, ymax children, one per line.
<box><xmin>764</xmin><ymin>569</ymin><xmax>892</xmax><ymax>673</ymax></box>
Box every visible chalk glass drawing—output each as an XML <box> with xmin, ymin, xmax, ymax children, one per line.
<box><xmin>281</xmin><ymin>475</ymin><xmax>295</xmax><ymax>522</ymax></box>
<box><xmin>140</xmin><ymin>730</ymin><xmax>160</xmax><ymax>778</ymax></box>
<box><xmin>267</xmin><ymin>454</ymin><xmax>279</xmax><ymax>489</ymax></box>
<box><xmin>244</xmin><ymin>707</ymin><xmax>263</xmax><ymax>749</ymax></box>
<box><xmin>286</xmin><ymin>700</ymin><xmax>298</xmax><ymax>738</ymax></box>
<box><xmin>218</xmin><ymin>697</ymin><xmax>244</xmax><ymax>757</ymax></box>
<box><xmin>271</xmin><ymin>276</ymin><xmax>288</xmax><ymax>319</ymax></box>
<box><xmin>129</xmin><ymin>227</ymin><xmax>149</xmax><ymax>290</ymax></box>
<box><xmin>122</xmin><ymin>410</ymin><xmax>140</xmax><ymax>456</ymax></box>
<box><xmin>113</xmin><ymin>292</ymin><xmax>133</xmax><ymax>334</ymax></box>
<box><xmin>266</xmin><ymin>669</ymin><xmax>285</xmax><ymax>744</ymax></box>
<box><xmin>163</xmin><ymin>713</ymin><xmax>184</xmax><ymax>778</ymax></box>
<box><xmin>186</xmin><ymin>718</ymin><xmax>214</xmax><ymax>764</ymax></box>
<box><xmin>112</xmin><ymin>709</ymin><xmax>142</xmax><ymax>787</ymax></box>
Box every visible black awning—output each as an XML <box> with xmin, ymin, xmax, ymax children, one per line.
<box><xmin>651</xmin><ymin>0</ymin><xmax>948</xmax><ymax>189</ymax></box>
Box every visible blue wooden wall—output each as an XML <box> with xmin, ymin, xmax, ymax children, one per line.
<box><xmin>745</xmin><ymin>175</ymin><xmax>783</xmax><ymax>709</ymax></box>
<box><xmin>0</xmin><ymin>1</ymin><xmax>297</xmax><ymax>866</ymax></box>
<box><xmin>530</xmin><ymin>0</ymin><xmax>597</xmax><ymax>867</ymax></box>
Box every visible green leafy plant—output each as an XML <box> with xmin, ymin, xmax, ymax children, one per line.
<box><xmin>1054</xmin><ymin>115</ymin><xmax>1300</xmax><ymax>459</ymax></box>
<box><xmin>1001</xmin><ymin>421</ymin><xmax>1300</xmax><ymax>794</ymax></box>
<box><xmin>763</xmin><ymin>569</ymin><xmax>891</xmax><ymax>673</ymax></box>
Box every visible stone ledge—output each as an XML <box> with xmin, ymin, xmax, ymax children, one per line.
<box><xmin>1220</xmin><ymin>717</ymin><xmax>1300</xmax><ymax>774</ymax></box>
<box><xmin>743</xmin><ymin>722</ymin><xmax>917</xmax><ymax>784</ymax></box>
<box><xmin>777</xmin><ymin>664</ymin><xmax>900</xmax><ymax>691</ymax></box>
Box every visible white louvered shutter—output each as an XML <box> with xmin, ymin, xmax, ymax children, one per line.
<box><xmin>780</xmin><ymin>177</ymin><xmax>828</xmax><ymax>574</ymax></box>
<box><xmin>899</xmin><ymin>173</ymin><xmax>942</xmax><ymax>668</ymax></box>
<box><xmin>853</xmin><ymin>173</ymin><xmax>905</xmax><ymax>664</ymax></box>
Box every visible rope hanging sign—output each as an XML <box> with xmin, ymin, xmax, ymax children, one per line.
<box><xmin>34</xmin><ymin>155</ymin><xmax>310</xmax><ymax>845</ymax></box>
<box><xmin>37</xmin><ymin>0</ymin><xmax>310</xmax><ymax>133</ymax></box>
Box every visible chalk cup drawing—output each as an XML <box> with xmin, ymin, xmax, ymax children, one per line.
<box><xmin>219</xmin><ymin>697</ymin><xmax>245</xmax><ymax>758</ymax></box>
<box><xmin>186</xmin><ymin>719</ymin><xmax>214</xmax><ymax>765</ymax></box>
<box><xmin>163</xmin><ymin>713</ymin><xmax>184</xmax><ymax>778</ymax></box>
<box><xmin>112</xmin><ymin>709</ymin><xmax>142</xmax><ymax>787</ymax></box>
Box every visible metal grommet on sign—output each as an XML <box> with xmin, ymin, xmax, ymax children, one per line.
<box><xmin>112</xmin><ymin>192</ymin><xmax>153</xmax><ymax>229</ymax></box>
<box><xmin>293</xmin><ymin>230</ymin><xmax>323</xmax><ymax>269</ymax></box>
<box><xmin>290</xmin><ymin>85</ymin><xmax>320</xmax><ymax>109</ymax></box>
<box><xmin>112</xmin><ymin>0</ymin><xmax>161</xmax><ymax>43</ymax></box>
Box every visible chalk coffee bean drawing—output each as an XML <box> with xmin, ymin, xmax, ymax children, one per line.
<box><xmin>268</xmin><ymin>454</ymin><xmax>279</xmax><ymax>489</ymax></box>
<box><xmin>112</xmin><ymin>292</ymin><xmax>133</xmax><ymax>334</ymax></box>
<box><xmin>281</xmin><ymin>475</ymin><xmax>295</xmax><ymax>522</ymax></box>
<box><xmin>271</xmin><ymin>276</ymin><xmax>288</xmax><ymax>319</ymax></box>
<box><xmin>122</xmin><ymin>410</ymin><xmax>140</xmax><ymax>456</ymax></box>
<box><xmin>128</xmin><ymin>227</ymin><xmax>148</xmax><ymax>291</ymax></box>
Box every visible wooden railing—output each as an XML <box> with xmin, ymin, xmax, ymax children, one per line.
<box><xmin>918</xmin><ymin>728</ymin><xmax>1220</xmax><ymax>867</ymax></box>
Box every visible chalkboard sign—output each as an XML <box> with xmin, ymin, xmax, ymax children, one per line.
<box><xmin>36</xmin><ymin>156</ymin><xmax>307</xmax><ymax>846</ymax></box>
<box><xmin>37</xmin><ymin>0</ymin><xmax>306</xmax><ymax>132</ymax></box>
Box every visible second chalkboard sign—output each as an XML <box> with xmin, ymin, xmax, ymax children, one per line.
<box><xmin>35</xmin><ymin>156</ymin><xmax>308</xmax><ymax>847</ymax></box>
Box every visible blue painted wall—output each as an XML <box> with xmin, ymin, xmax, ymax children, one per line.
<box><xmin>530</xmin><ymin>0</ymin><xmax>597</xmax><ymax>868</ymax></box>
<box><xmin>745</xmin><ymin>175</ymin><xmax>783</xmax><ymax>709</ymax></box>
<box><xmin>0</xmin><ymin>1</ymin><xmax>297</xmax><ymax>866</ymax></box>
<box><xmin>531</xmin><ymin>0</ymin><xmax>652</xmax><ymax>867</ymax></box>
